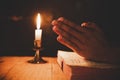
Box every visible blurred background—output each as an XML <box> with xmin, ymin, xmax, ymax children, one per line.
<box><xmin>0</xmin><ymin>0</ymin><xmax>119</xmax><ymax>56</ymax></box>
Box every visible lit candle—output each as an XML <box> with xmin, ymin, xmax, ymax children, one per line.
<box><xmin>35</xmin><ymin>13</ymin><xmax>42</xmax><ymax>47</ymax></box>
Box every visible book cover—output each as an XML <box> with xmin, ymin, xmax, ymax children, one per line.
<box><xmin>57</xmin><ymin>50</ymin><xmax>120</xmax><ymax>80</ymax></box>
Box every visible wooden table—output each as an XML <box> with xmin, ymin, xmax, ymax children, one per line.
<box><xmin>0</xmin><ymin>56</ymin><xmax>68</xmax><ymax>80</ymax></box>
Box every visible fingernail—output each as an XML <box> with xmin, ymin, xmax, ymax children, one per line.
<box><xmin>81</xmin><ymin>22</ymin><xmax>87</xmax><ymax>27</ymax></box>
<box><xmin>57</xmin><ymin>36</ymin><xmax>62</xmax><ymax>41</ymax></box>
<box><xmin>53</xmin><ymin>26</ymin><xmax>60</xmax><ymax>35</ymax></box>
<box><xmin>58</xmin><ymin>17</ymin><xmax>64</xmax><ymax>21</ymax></box>
<box><xmin>51</xmin><ymin>20</ymin><xmax>57</xmax><ymax>25</ymax></box>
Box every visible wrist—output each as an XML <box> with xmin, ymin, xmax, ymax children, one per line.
<box><xmin>85</xmin><ymin>46</ymin><xmax>120</xmax><ymax>65</ymax></box>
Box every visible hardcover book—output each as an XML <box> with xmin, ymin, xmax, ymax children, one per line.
<box><xmin>57</xmin><ymin>50</ymin><xmax>120</xmax><ymax>80</ymax></box>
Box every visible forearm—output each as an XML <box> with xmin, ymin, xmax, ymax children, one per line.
<box><xmin>107</xmin><ymin>47</ymin><xmax>120</xmax><ymax>64</ymax></box>
<box><xmin>96</xmin><ymin>47</ymin><xmax>120</xmax><ymax>64</ymax></box>
<box><xmin>84</xmin><ymin>47</ymin><xmax>120</xmax><ymax>65</ymax></box>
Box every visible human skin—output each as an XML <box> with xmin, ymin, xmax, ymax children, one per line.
<box><xmin>51</xmin><ymin>17</ymin><xmax>120</xmax><ymax>64</ymax></box>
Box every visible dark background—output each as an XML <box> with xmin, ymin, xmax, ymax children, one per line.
<box><xmin>0</xmin><ymin>0</ymin><xmax>119</xmax><ymax>56</ymax></box>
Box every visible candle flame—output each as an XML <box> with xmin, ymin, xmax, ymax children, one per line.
<box><xmin>36</xmin><ymin>13</ymin><xmax>41</xmax><ymax>29</ymax></box>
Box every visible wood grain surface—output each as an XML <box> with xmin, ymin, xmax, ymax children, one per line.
<box><xmin>0</xmin><ymin>56</ymin><xmax>68</xmax><ymax>80</ymax></box>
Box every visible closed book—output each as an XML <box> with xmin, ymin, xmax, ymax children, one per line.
<box><xmin>57</xmin><ymin>50</ymin><xmax>120</xmax><ymax>80</ymax></box>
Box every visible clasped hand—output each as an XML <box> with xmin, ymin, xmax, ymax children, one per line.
<box><xmin>52</xmin><ymin>17</ymin><xmax>119</xmax><ymax>64</ymax></box>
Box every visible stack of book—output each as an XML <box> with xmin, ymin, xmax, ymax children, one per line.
<box><xmin>57</xmin><ymin>50</ymin><xmax>120</xmax><ymax>80</ymax></box>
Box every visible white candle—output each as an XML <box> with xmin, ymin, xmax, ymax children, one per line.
<box><xmin>35</xmin><ymin>29</ymin><xmax>42</xmax><ymax>40</ymax></box>
<box><xmin>35</xmin><ymin>13</ymin><xmax>42</xmax><ymax>47</ymax></box>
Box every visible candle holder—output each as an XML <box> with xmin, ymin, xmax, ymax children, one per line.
<box><xmin>28</xmin><ymin>40</ymin><xmax>47</xmax><ymax>64</ymax></box>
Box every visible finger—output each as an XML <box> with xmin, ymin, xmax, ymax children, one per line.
<box><xmin>56</xmin><ymin>26</ymin><xmax>87</xmax><ymax>50</ymax></box>
<box><xmin>52</xmin><ymin>26</ymin><xmax>60</xmax><ymax>35</ymax></box>
<box><xmin>57</xmin><ymin>17</ymin><xmax>77</xmax><ymax>27</ymax></box>
<box><xmin>53</xmin><ymin>20</ymin><xmax>106</xmax><ymax>49</ymax></box>
<box><xmin>57</xmin><ymin>35</ymin><xmax>82</xmax><ymax>53</ymax></box>
<box><xmin>81</xmin><ymin>22</ymin><xmax>106</xmax><ymax>42</ymax></box>
<box><xmin>52</xmin><ymin>21</ymin><xmax>83</xmax><ymax>43</ymax></box>
<box><xmin>81</xmin><ymin>22</ymin><xmax>103</xmax><ymax>33</ymax></box>
<box><xmin>80</xmin><ymin>26</ymin><xmax>106</xmax><ymax>46</ymax></box>
<box><xmin>53</xmin><ymin>25</ymin><xmax>80</xmax><ymax>50</ymax></box>
<box><xmin>54</xmin><ymin>20</ymin><xmax>88</xmax><ymax>41</ymax></box>
<box><xmin>51</xmin><ymin>20</ymin><xmax>58</xmax><ymax>26</ymax></box>
<box><xmin>56</xmin><ymin>22</ymin><xmax>88</xmax><ymax>44</ymax></box>
<box><xmin>53</xmin><ymin>17</ymin><xmax>86</xmax><ymax>33</ymax></box>
<box><xmin>58</xmin><ymin>17</ymin><xmax>85</xmax><ymax>31</ymax></box>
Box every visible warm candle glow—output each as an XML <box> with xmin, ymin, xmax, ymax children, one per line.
<box><xmin>35</xmin><ymin>13</ymin><xmax>42</xmax><ymax>41</ymax></box>
<box><xmin>36</xmin><ymin>13</ymin><xmax>41</xmax><ymax>29</ymax></box>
